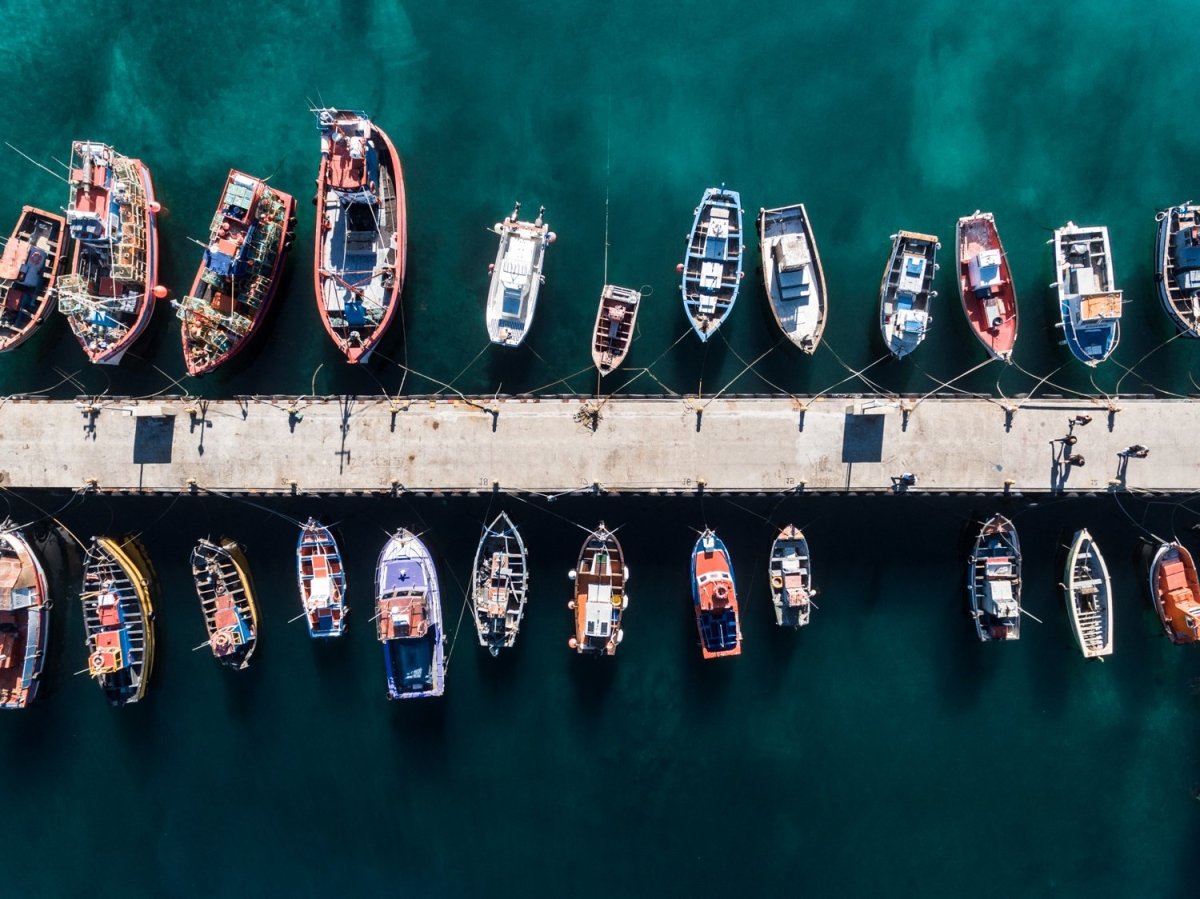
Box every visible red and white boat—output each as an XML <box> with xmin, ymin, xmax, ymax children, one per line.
<box><xmin>313</xmin><ymin>108</ymin><xmax>406</xmax><ymax>363</ymax></box>
<box><xmin>0</xmin><ymin>206</ymin><xmax>67</xmax><ymax>353</ymax></box>
<box><xmin>956</xmin><ymin>211</ymin><xmax>1017</xmax><ymax>362</ymax></box>
<box><xmin>59</xmin><ymin>142</ymin><xmax>162</xmax><ymax>364</ymax></box>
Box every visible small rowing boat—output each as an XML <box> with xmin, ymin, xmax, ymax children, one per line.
<box><xmin>82</xmin><ymin>536</ymin><xmax>155</xmax><ymax>705</ymax></box>
<box><xmin>956</xmin><ymin>211</ymin><xmax>1017</xmax><ymax>362</ymax></box>
<box><xmin>568</xmin><ymin>524</ymin><xmax>628</xmax><ymax>655</ymax></box>
<box><xmin>191</xmin><ymin>538</ymin><xmax>258</xmax><ymax>670</ymax></box>
<box><xmin>0</xmin><ymin>206</ymin><xmax>67</xmax><ymax>353</ymax></box>
<box><xmin>967</xmin><ymin>515</ymin><xmax>1021</xmax><ymax>642</ymax></box>
<box><xmin>1147</xmin><ymin>540</ymin><xmax>1200</xmax><ymax>644</ymax></box>
<box><xmin>1062</xmin><ymin>528</ymin><xmax>1113</xmax><ymax>659</ymax></box>
<box><xmin>0</xmin><ymin>522</ymin><xmax>50</xmax><ymax>710</ymax></box>
<box><xmin>472</xmin><ymin>512</ymin><xmax>529</xmax><ymax>656</ymax></box>
<box><xmin>879</xmin><ymin>230</ymin><xmax>939</xmax><ymax>359</ymax></box>
<box><xmin>297</xmin><ymin>519</ymin><xmax>347</xmax><ymax>638</ymax></box>
<box><xmin>591</xmin><ymin>284</ymin><xmax>641</xmax><ymax>376</ymax></box>
<box><xmin>376</xmin><ymin>528</ymin><xmax>444</xmax><ymax>698</ymax></box>
<box><xmin>758</xmin><ymin>204</ymin><xmax>827</xmax><ymax>353</ymax></box>
<box><xmin>768</xmin><ymin>525</ymin><xmax>814</xmax><ymax>628</ymax></box>
<box><xmin>680</xmin><ymin>186</ymin><xmax>743</xmax><ymax>341</ymax></box>
<box><xmin>1053</xmin><ymin>223</ymin><xmax>1121</xmax><ymax>366</ymax></box>
<box><xmin>691</xmin><ymin>529</ymin><xmax>741</xmax><ymax>658</ymax></box>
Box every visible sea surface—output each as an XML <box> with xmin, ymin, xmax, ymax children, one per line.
<box><xmin>1</xmin><ymin>1</ymin><xmax>1198</xmax><ymax>895</ymax></box>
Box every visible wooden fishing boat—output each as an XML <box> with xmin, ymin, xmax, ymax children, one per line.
<box><xmin>956</xmin><ymin>211</ymin><xmax>1017</xmax><ymax>362</ymax></box>
<box><xmin>59</xmin><ymin>141</ymin><xmax>162</xmax><ymax>364</ymax></box>
<box><xmin>591</xmin><ymin>284</ymin><xmax>641</xmax><ymax>376</ymax></box>
<box><xmin>691</xmin><ymin>529</ymin><xmax>741</xmax><ymax>659</ymax></box>
<box><xmin>313</xmin><ymin>108</ymin><xmax>406</xmax><ymax>363</ymax></box>
<box><xmin>680</xmin><ymin>186</ymin><xmax>743</xmax><ymax>341</ymax></box>
<box><xmin>376</xmin><ymin>529</ymin><xmax>444</xmax><ymax>698</ymax></box>
<box><xmin>967</xmin><ymin>514</ymin><xmax>1022</xmax><ymax>642</ymax></box>
<box><xmin>471</xmin><ymin>511</ymin><xmax>529</xmax><ymax>656</ymax></box>
<box><xmin>1053</xmin><ymin>222</ymin><xmax>1121</xmax><ymax>366</ymax></box>
<box><xmin>176</xmin><ymin>170</ymin><xmax>296</xmax><ymax>376</ymax></box>
<box><xmin>1148</xmin><ymin>540</ymin><xmax>1200</xmax><ymax>644</ymax></box>
<box><xmin>757</xmin><ymin>204</ymin><xmax>827</xmax><ymax>353</ymax></box>
<box><xmin>1154</xmin><ymin>202</ymin><xmax>1200</xmax><ymax>337</ymax></box>
<box><xmin>0</xmin><ymin>206</ymin><xmax>67</xmax><ymax>353</ymax></box>
<box><xmin>296</xmin><ymin>518</ymin><xmax>347</xmax><ymax>638</ymax></box>
<box><xmin>768</xmin><ymin>525</ymin><xmax>814</xmax><ymax>628</ymax></box>
<box><xmin>0</xmin><ymin>523</ymin><xmax>50</xmax><ymax>710</ymax></box>
<box><xmin>1061</xmin><ymin>528</ymin><xmax>1113</xmax><ymax>659</ymax></box>
<box><xmin>879</xmin><ymin>230</ymin><xmax>939</xmax><ymax>359</ymax></box>
<box><xmin>191</xmin><ymin>538</ymin><xmax>258</xmax><ymax>670</ymax></box>
<box><xmin>485</xmin><ymin>202</ymin><xmax>555</xmax><ymax>347</ymax></box>
<box><xmin>568</xmin><ymin>523</ymin><xmax>628</xmax><ymax>656</ymax></box>
<box><xmin>81</xmin><ymin>536</ymin><xmax>155</xmax><ymax>705</ymax></box>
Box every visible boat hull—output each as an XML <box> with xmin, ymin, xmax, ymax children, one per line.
<box><xmin>1053</xmin><ymin>223</ymin><xmax>1121</xmax><ymax>366</ymax></box>
<box><xmin>569</xmin><ymin>524</ymin><xmax>628</xmax><ymax>655</ymax></box>
<box><xmin>1148</xmin><ymin>541</ymin><xmax>1200</xmax><ymax>644</ymax></box>
<box><xmin>757</xmin><ymin>205</ymin><xmax>827</xmax><ymax>353</ymax></box>
<box><xmin>472</xmin><ymin>511</ymin><xmax>529</xmax><ymax>655</ymax></box>
<box><xmin>313</xmin><ymin>110</ymin><xmax>407</xmax><ymax>363</ymax></box>
<box><xmin>681</xmin><ymin>187</ymin><xmax>743</xmax><ymax>342</ymax></box>
<box><xmin>297</xmin><ymin>519</ymin><xmax>347</xmax><ymax>638</ymax></box>
<box><xmin>60</xmin><ymin>143</ymin><xmax>159</xmax><ymax>365</ymax></box>
<box><xmin>768</xmin><ymin>525</ymin><xmax>813</xmax><ymax>628</ymax></box>
<box><xmin>191</xmin><ymin>538</ymin><xmax>258</xmax><ymax>670</ymax></box>
<box><xmin>179</xmin><ymin>171</ymin><xmax>296</xmax><ymax>376</ymax></box>
<box><xmin>691</xmin><ymin>530</ymin><xmax>741</xmax><ymax>658</ymax></box>
<box><xmin>1062</xmin><ymin>528</ymin><xmax>1113</xmax><ymax>658</ymax></box>
<box><xmin>0</xmin><ymin>207</ymin><xmax>67</xmax><ymax>353</ymax></box>
<box><xmin>83</xmin><ymin>536</ymin><xmax>156</xmax><ymax>705</ymax></box>
<box><xmin>967</xmin><ymin>515</ymin><xmax>1021</xmax><ymax>642</ymax></box>
<box><xmin>376</xmin><ymin>529</ymin><xmax>444</xmax><ymax>698</ymax></box>
<box><xmin>956</xmin><ymin>212</ymin><xmax>1017</xmax><ymax>361</ymax></box>
<box><xmin>485</xmin><ymin>205</ymin><xmax>552</xmax><ymax>348</ymax></box>
<box><xmin>879</xmin><ymin>230</ymin><xmax>938</xmax><ymax>359</ymax></box>
<box><xmin>1155</xmin><ymin>204</ymin><xmax>1200</xmax><ymax>337</ymax></box>
<box><xmin>0</xmin><ymin>526</ymin><xmax>50</xmax><ymax>710</ymax></box>
<box><xmin>591</xmin><ymin>285</ymin><xmax>641</xmax><ymax>375</ymax></box>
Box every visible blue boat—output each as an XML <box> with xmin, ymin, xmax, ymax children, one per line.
<box><xmin>296</xmin><ymin>519</ymin><xmax>347</xmax><ymax>638</ymax></box>
<box><xmin>690</xmin><ymin>529</ymin><xmax>742</xmax><ymax>659</ymax></box>
<box><xmin>376</xmin><ymin>529</ymin><xmax>444</xmax><ymax>699</ymax></box>
<box><xmin>680</xmin><ymin>186</ymin><xmax>744</xmax><ymax>341</ymax></box>
<box><xmin>1053</xmin><ymin>223</ymin><xmax>1122</xmax><ymax>366</ymax></box>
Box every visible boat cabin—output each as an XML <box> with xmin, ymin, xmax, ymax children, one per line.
<box><xmin>583</xmin><ymin>582</ymin><xmax>620</xmax><ymax>642</ymax></box>
<box><xmin>1158</xmin><ymin>558</ymin><xmax>1200</xmax><ymax>641</ymax></box>
<box><xmin>772</xmin><ymin>234</ymin><xmax>813</xmax><ymax>304</ymax></box>
<box><xmin>378</xmin><ymin>595</ymin><xmax>430</xmax><ymax>641</ymax></box>
<box><xmin>967</xmin><ymin>247</ymin><xmax>1005</xmax><ymax>321</ymax></box>
<box><xmin>1175</xmin><ymin>221</ymin><xmax>1200</xmax><ymax>292</ymax></box>
<box><xmin>89</xmin><ymin>628</ymin><xmax>130</xmax><ymax>674</ymax></box>
<box><xmin>982</xmin><ymin>559</ymin><xmax>1018</xmax><ymax>620</ymax></box>
<box><xmin>212</xmin><ymin>592</ymin><xmax>251</xmax><ymax>655</ymax></box>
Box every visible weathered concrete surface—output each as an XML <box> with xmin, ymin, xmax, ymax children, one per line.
<box><xmin>0</xmin><ymin>395</ymin><xmax>1192</xmax><ymax>494</ymax></box>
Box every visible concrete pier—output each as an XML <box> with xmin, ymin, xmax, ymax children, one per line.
<box><xmin>0</xmin><ymin>394</ymin><xmax>1192</xmax><ymax>495</ymax></box>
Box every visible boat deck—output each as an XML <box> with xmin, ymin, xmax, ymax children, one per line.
<box><xmin>3</xmin><ymin>395</ymin><xmax>1200</xmax><ymax>495</ymax></box>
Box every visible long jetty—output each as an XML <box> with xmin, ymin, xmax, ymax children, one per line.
<box><xmin>0</xmin><ymin>394</ymin><xmax>1192</xmax><ymax>496</ymax></box>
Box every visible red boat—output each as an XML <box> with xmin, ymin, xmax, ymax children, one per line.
<box><xmin>1148</xmin><ymin>541</ymin><xmax>1200</xmax><ymax>644</ymax></box>
<box><xmin>313</xmin><ymin>108</ymin><xmax>406</xmax><ymax>363</ymax></box>
<box><xmin>956</xmin><ymin>211</ymin><xmax>1017</xmax><ymax>362</ymax></box>
<box><xmin>59</xmin><ymin>142</ymin><xmax>162</xmax><ymax>365</ymax></box>
<box><xmin>0</xmin><ymin>207</ymin><xmax>67</xmax><ymax>353</ymax></box>
<box><xmin>0</xmin><ymin>524</ymin><xmax>50</xmax><ymax>710</ymax></box>
<box><xmin>176</xmin><ymin>170</ymin><xmax>296</xmax><ymax>376</ymax></box>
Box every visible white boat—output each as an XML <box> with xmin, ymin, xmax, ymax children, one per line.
<box><xmin>1154</xmin><ymin>203</ymin><xmax>1200</xmax><ymax>336</ymax></box>
<box><xmin>758</xmin><ymin>205</ymin><xmax>827</xmax><ymax>353</ymax></box>
<box><xmin>1053</xmin><ymin>223</ymin><xmax>1121</xmax><ymax>366</ymax></box>
<box><xmin>471</xmin><ymin>512</ymin><xmax>529</xmax><ymax>656</ymax></box>
<box><xmin>768</xmin><ymin>525</ymin><xmax>814</xmax><ymax>627</ymax></box>
<box><xmin>879</xmin><ymin>230</ymin><xmax>938</xmax><ymax>358</ymax></box>
<box><xmin>485</xmin><ymin>202</ymin><xmax>555</xmax><ymax>347</ymax></box>
<box><xmin>1061</xmin><ymin>528</ymin><xmax>1113</xmax><ymax>659</ymax></box>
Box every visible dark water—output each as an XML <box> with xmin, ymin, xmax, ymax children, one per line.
<box><xmin>1</xmin><ymin>2</ymin><xmax>1199</xmax><ymax>895</ymax></box>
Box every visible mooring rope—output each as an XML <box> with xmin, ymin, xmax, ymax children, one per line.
<box><xmin>434</xmin><ymin>339</ymin><xmax>493</xmax><ymax>397</ymax></box>
<box><xmin>701</xmin><ymin>335</ymin><xmax>779</xmax><ymax>408</ymax></box>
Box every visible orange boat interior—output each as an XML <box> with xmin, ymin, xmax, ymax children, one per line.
<box><xmin>1158</xmin><ymin>557</ymin><xmax>1200</xmax><ymax>642</ymax></box>
<box><xmin>378</xmin><ymin>594</ymin><xmax>429</xmax><ymax>640</ymax></box>
<box><xmin>695</xmin><ymin>548</ymin><xmax>736</xmax><ymax>612</ymax></box>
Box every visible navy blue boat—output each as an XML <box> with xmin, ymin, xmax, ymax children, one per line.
<box><xmin>690</xmin><ymin>529</ymin><xmax>742</xmax><ymax>659</ymax></box>
<box><xmin>375</xmin><ymin>529</ymin><xmax>444</xmax><ymax>699</ymax></box>
<box><xmin>680</xmin><ymin>186</ymin><xmax>744</xmax><ymax>341</ymax></box>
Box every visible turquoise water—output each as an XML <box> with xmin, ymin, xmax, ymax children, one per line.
<box><xmin>1</xmin><ymin>1</ymin><xmax>1199</xmax><ymax>895</ymax></box>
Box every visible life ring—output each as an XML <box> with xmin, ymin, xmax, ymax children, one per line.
<box><xmin>771</xmin><ymin>575</ymin><xmax>783</xmax><ymax>589</ymax></box>
<box><xmin>715</xmin><ymin>585</ymin><xmax>728</xmax><ymax>599</ymax></box>
<box><xmin>89</xmin><ymin>651</ymin><xmax>106</xmax><ymax>671</ymax></box>
<box><xmin>213</xmin><ymin>631</ymin><xmax>232</xmax><ymax>647</ymax></box>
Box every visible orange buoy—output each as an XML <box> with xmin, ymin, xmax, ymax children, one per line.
<box><xmin>568</xmin><ymin>637</ymin><xmax>578</xmax><ymax>650</ymax></box>
<box><xmin>150</xmin><ymin>201</ymin><xmax>162</xmax><ymax>214</ymax></box>
<box><xmin>153</xmin><ymin>285</ymin><xmax>169</xmax><ymax>299</ymax></box>
<box><xmin>675</xmin><ymin>263</ymin><xmax>684</xmax><ymax>273</ymax></box>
